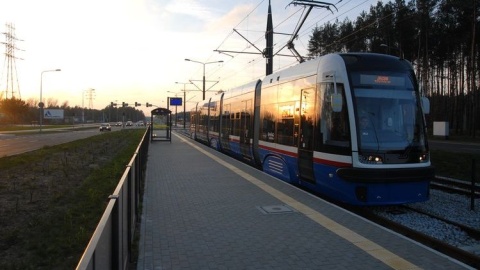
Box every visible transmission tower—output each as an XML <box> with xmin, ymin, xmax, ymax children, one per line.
<box><xmin>86</xmin><ymin>88</ymin><xmax>95</xmax><ymax>109</ymax></box>
<box><xmin>1</xmin><ymin>22</ymin><xmax>23</xmax><ymax>100</ymax></box>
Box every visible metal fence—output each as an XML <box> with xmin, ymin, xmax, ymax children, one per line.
<box><xmin>76</xmin><ymin>127</ymin><xmax>150</xmax><ymax>270</ymax></box>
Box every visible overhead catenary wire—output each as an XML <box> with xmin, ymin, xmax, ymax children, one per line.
<box><xmin>184</xmin><ymin>0</ymin><xmax>384</xmax><ymax>98</ymax></box>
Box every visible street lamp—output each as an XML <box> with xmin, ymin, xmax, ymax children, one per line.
<box><xmin>175</xmin><ymin>82</ymin><xmax>193</xmax><ymax>129</ymax></box>
<box><xmin>184</xmin><ymin>59</ymin><xmax>223</xmax><ymax>100</ymax></box>
<box><xmin>39</xmin><ymin>69</ymin><xmax>61</xmax><ymax>132</ymax></box>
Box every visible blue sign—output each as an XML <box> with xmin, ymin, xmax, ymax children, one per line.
<box><xmin>170</xmin><ymin>97</ymin><xmax>182</xmax><ymax>106</ymax></box>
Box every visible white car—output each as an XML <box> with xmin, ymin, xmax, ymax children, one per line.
<box><xmin>99</xmin><ymin>123</ymin><xmax>111</xmax><ymax>131</ymax></box>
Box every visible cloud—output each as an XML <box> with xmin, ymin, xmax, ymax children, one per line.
<box><xmin>165</xmin><ymin>0</ymin><xmax>216</xmax><ymax>21</ymax></box>
<box><xmin>205</xmin><ymin>4</ymin><xmax>258</xmax><ymax>33</ymax></box>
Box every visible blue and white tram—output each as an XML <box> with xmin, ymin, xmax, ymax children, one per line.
<box><xmin>190</xmin><ymin>53</ymin><xmax>434</xmax><ymax>205</ymax></box>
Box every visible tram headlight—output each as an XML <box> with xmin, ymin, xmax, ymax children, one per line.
<box><xmin>419</xmin><ymin>153</ymin><xmax>429</xmax><ymax>162</ymax></box>
<box><xmin>359</xmin><ymin>154</ymin><xmax>383</xmax><ymax>164</ymax></box>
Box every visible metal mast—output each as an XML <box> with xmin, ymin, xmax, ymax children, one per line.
<box><xmin>1</xmin><ymin>22</ymin><xmax>23</xmax><ymax>99</ymax></box>
<box><xmin>265</xmin><ymin>0</ymin><xmax>274</xmax><ymax>75</ymax></box>
<box><xmin>86</xmin><ymin>88</ymin><xmax>95</xmax><ymax>109</ymax></box>
<box><xmin>214</xmin><ymin>1</ymin><xmax>339</xmax><ymax>75</ymax></box>
<box><xmin>215</xmin><ymin>0</ymin><xmax>291</xmax><ymax>76</ymax></box>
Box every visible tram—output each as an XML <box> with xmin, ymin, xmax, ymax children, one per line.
<box><xmin>190</xmin><ymin>53</ymin><xmax>434</xmax><ymax>205</ymax></box>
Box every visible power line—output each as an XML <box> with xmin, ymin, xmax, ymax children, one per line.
<box><xmin>190</xmin><ymin>0</ymin><xmax>376</xmax><ymax>95</ymax></box>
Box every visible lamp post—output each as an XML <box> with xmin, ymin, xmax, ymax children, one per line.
<box><xmin>39</xmin><ymin>69</ymin><xmax>61</xmax><ymax>132</ymax></box>
<box><xmin>82</xmin><ymin>89</ymin><xmax>85</xmax><ymax>124</ymax></box>
<box><xmin>175</xmin><ymin>82</ymin><xmax>193</xmax><ymax>129</ymax></box>
<box><xmin>184</xmin><ymin>59</ymin><xmax>223</xmax><ymax>100</ymax></box>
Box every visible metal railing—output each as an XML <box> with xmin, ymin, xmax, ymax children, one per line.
<box><xmin>76</xmin><ymin>127</ymin><xmax>150</xmax><ymax>270</ymax></box>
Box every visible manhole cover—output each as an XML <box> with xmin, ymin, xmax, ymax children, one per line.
<box><xmin>257</xmin><ymin>205</ymin><xmax>296</xmax><ymax>214</ymax></box>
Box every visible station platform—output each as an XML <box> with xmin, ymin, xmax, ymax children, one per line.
<box><xmin>135</xmin><ymin>132</ymin><xmax>472</xmax><ymax>270</ymax></box>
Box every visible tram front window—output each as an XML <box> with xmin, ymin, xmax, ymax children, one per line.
<box><xmin>352</xmin><ymin>72</ymin><xmax>428</xmax><ymax>164</ymax></box>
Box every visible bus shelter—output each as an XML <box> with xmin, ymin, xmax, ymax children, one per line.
<box><xmin>150</xmin><ymin>107</ymin><xmax>172</xmax><ymax>142</ymax></box>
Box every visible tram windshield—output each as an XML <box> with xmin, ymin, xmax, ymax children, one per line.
<box><xmin>352</xmin><ymin>72</ymin><xmax>428</xmax><ymax>164</ymax></box>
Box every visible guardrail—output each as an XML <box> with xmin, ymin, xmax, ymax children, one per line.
<box><xmin>76</xmin><ymin>127</ymin><xmax>150</xmax><ymax>270</ymax></box>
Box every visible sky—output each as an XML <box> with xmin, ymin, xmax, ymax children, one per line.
<box><xmin>0</xmin><ymin>0</ymin><xmax>379</xmax><ymax>115</ymax></box>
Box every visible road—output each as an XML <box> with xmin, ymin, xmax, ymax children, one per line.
<box><xmin>429</xmin><ymin>139</ymin><xmax>480</xmax><ymax>154</ymax></box>
<box><xmin>0</xmin><ymin>126</ymin><xmax>123</xmax><ymax>157</ymax></box>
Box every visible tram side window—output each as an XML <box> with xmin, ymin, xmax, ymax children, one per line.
<box><xmin>260</xmin><ymin>105</ymin><xmax>276</xmax><ymax>142</ymax></box>
<box><xmin>277</xmin><ymin>102</ymin><xmax>296</xmax><ymax>146</ymax></box>
<box><xmin>210</xmin><ymin>114</ymin><xmax>218</xmax><ymax>132</ymax></box>
<box><xmin>239</xmin><ymin>112</ymin><xmax>251</xmax><ymax>144</ymax></box>
<box><xmin>221</xmin><ymin>104</ymin><xmax>231</xmax><ymax>137</ymax></box>
<box><xmin>231</xmin><ymin>112</ymin><xmax>241</xmax><ymax>136</ymax></box>
<box><xmin>199</xmin><ymin>111</ymin><xmax>207</xmax><ymax>129</ymax></box>
<box><xmin>198</xmin><ymin>103</ymin><xmax>208</xmax><ymax>130</ymax></box>
<box><xmin>209</xmin><ymin>103</ymin><xmax>219</xmax><ymax>132</ymax></box>
<box><xmin>190</xmin><ymin>111</ymin><xmax>197</xmax><ymax>129</ymax></box>
<box><xmin>316</xmin><ymin>83</ymin><xmax>350</xmax><ymax>154</ymax></box>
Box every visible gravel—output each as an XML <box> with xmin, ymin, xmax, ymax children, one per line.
<box><xmin>374</xmin><ymin>189</ymin><xmax>480</xmax><ymax>255</ymax></box>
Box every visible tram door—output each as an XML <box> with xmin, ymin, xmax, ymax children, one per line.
<box><xmin>298</xmin><ymin>88</ymin><xmax>316</xmax><ymax>183</ymax></box>
<box><xmin>220</xmin><ymin>104</ymin><xmax>231</xmax><ymax>152</ymax></box>
<box><xmin>240</xmin><ymin>99</ymin><xmax>253</xmax><ymax>158</ymax></box>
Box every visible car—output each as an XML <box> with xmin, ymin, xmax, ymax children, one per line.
<box><xmin>115</xmin><ymin>121</ymin><xmax>122</xmax><ymax>126</ymax></box>
<box><xmin>99</xmin><ymin>123</ymin><xmax>111</xmax><ymax>131</ymax></box>
<box><xmin>126</xmin><ymin>121</ymin><xmax>133</xmax><ymax>126</ymax></box>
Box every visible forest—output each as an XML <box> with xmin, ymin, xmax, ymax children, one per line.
<box><xmin>307</xmin><ymin>0</ymin><xmax>478</xmax><ymax>137</ymax></box>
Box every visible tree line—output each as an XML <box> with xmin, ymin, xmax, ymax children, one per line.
<box><xmin>0</xmin><ymin>97</ymin><xmax>145</xmax><ymax>125</ymax></box>
<box><xmin>307</xmin><ymin>0</ymin><xmax>478</xmax><ymax>136</ymax></box>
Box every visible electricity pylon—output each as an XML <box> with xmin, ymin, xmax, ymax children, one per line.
<box><xmin>1</xmin><ymin>22</ymin><xmax>23</xmax><ymax>99</ymax></box>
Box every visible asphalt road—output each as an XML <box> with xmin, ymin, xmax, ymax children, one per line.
<box><xmin>0</xmin><ymin>126</ymin><xmax>124</xmax><ymax>157</ymax></box>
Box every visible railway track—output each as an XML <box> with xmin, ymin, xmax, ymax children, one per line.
<box><xmin>357</xmin><ymin>177</ymin><xmax>480</xmax><ymax>268</ymax></box>
<box><xmin>345</xmin><ymin>177</ymin><xmax>480</xmax><ymax>270</ymax></box>
<box><xmin>432</xmin><ymin>176</ymin><xmax>480</xmax><ymax>197</ymax></box>
<box><xmin>401</xmin><ymin>205</ymin><xmax>480</xmax><ymax>240</ymax></box>
<box><xmin>341</xmin><ymin>176</ymin><xmax>480</xmax><ymax>268</ymax></box>
<box><xmin>349</xmin><ymin>204</ymin><xmax>480</xmax><ymax>269</ymax></box>
<box><xmin>336</xmin><ymin>177</ymin><xmax>480</xmax><ymax>268</ymax></box>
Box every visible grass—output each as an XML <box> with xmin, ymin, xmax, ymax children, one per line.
<box><xmin>430</xmin><ymin>149</ymin><xmax>480</xmax><ymax>182</ymax></box>
<box><xmin>0</xmin><ymin>129</ymin><xmax>145</xmax><ymax>270</ymax></box>
<box><xmin>429</xmin><ymin>134</ymin><xmax>480</xmax><ymax>182</ymax></box>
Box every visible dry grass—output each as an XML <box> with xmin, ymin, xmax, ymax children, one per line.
<box><xmin>0</xmin><ymin>130</ymin><xmax>144</xmax><ymax>270</ymax></box>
